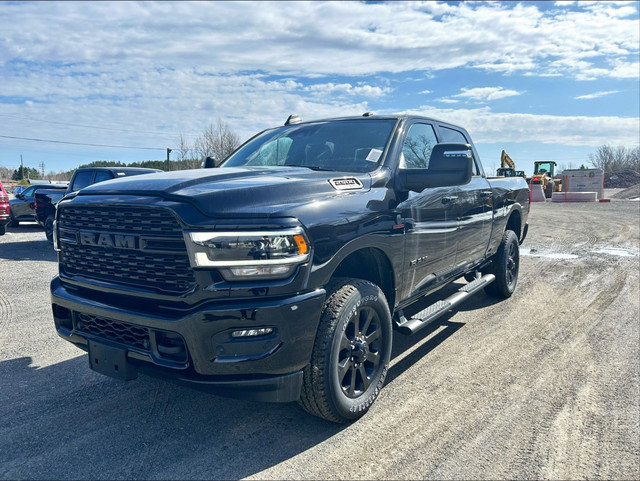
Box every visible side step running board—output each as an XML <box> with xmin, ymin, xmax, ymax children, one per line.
<box><xmin>395</xmin><ymin>274</ymin><xmax>496</xmax><ymax>335</ymax></box>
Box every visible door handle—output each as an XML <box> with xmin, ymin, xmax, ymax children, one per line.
<box><xmin>442</xmin><ymin>196</ymin><xmax>458</xmax><ymax>204</ymax></box>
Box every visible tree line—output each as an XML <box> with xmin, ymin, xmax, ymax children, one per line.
<box><xmin>0</xmin><ymin>118</ymin><xmax>241</xmax><ymax>182</ymax></box>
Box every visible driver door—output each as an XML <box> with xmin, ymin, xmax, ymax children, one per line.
<box><xmin>399</xmin><ymin>122</ymin><xmax>459</xmax><ymax>299</ymax></box>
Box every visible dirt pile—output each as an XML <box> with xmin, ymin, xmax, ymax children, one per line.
<box><xmin>604</xmin><ymin>170</ymin><xmax>640</xmax><ymax>188</ymax></box>
<box><xmin>611</xmin><ymin>184</ymin><xmax>640</xmax><ymax>200</ymax></box>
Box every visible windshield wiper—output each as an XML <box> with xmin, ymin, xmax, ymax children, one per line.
<box><xmin>282</xmin><ymin>164</ymin><xmax>337</xmax><ymax>172</ymax></box>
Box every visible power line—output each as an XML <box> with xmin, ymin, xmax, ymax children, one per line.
<box><xmin>0</xmin><ymin>113</ymin><xmax>198</xmax><ymax>137</ymax></box>
<box><xmin>0</xmin><ymin>134</ymin><xmax>167</xmax><ymax>151</ymax></box>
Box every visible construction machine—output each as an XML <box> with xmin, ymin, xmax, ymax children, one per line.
<box><xmin>531</xmin><ymin>161</ymin><xmax>561</xmax><ymax>198</ymax></box>
<box><xmin>496</xmin><ymin>151</ymin><xmax>528</xmax><ymax>180</ymax></box>
<box><xmin>496</xmin><ymin>150</ymin><xmax>517</xmax><ymax>177</ymax></box>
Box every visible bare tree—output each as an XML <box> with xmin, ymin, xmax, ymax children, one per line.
<box><xmin>589</xmin><ymin>144</ymin><xmax>640</xmax><ymax>173</ymax></box>
<box><xmin>176</xmin><ymin>134</ymin><xmax>201</xmax><ymax>169</ymax></box>
<box><xmin>193</xmin><ymin>118</ymin><xmax>241</xmax><ymax>166</ymax></box>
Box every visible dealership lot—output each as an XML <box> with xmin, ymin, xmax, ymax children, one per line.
<box><xmin>1</xmin><ymin>199</ymin><xmax>638</xmax><ymax>480</ymax></box>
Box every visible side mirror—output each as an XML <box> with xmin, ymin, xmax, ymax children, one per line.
<box><xmin>396</xmin><ymin>143</ymin><xmax>474</xmax><ymax>192</ymax></box>
<box><xmin>202</xmin><ymin>156</ymin><xmax>217</xmax><ymax>168</ymax></box>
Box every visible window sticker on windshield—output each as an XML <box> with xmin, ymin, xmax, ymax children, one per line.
<box><xmin>365</xmin><ymin>149</ymin><xmax>382</xmax><ymax>162</ymax></box>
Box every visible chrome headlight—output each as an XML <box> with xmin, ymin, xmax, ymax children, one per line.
<box><xmin>184</xmin><ymin>228</ymin><xmax>310</xmax><ymax>281</ymax></box>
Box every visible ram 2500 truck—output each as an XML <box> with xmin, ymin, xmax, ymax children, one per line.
<box><xmin>50</xmin><ymin>115</ymin><xmax>529</xmax><ymax>422</ymax></box>
<box><xmin>35</xmin><ymin>167</ymin><xmax>161</xmax><ymax>241</ymax></box>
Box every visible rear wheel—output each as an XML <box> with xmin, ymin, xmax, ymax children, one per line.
<box><xmin>0</xmin><ymin>224</ymin><xmax>6</xmax><ymax>235</ymax></box>
<box><xmin>299</xmin><ymin>278</ymin><xmax>393</xmax><ymax>423</ymax></box>
<box><xmin>485</xmin><ymin>230</ymin><xmax>520</xmax><ymax>299</ymax></box>
<box><xmin>8</xmin><ymin>214</ymin><xmax>18</xmax><ymax>227</ymax></box>
<box><xmin>545</xmin><ymin>181</ymin><xmax>554</xmax><ymax>198</ymax></box>
<box><xmin>45</xmin><ymin>216</ymin><xmax>54</xmax><ymax>243</ymax></box>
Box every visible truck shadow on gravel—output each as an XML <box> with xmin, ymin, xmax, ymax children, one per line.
<box><xmin>0</xmin><ymin>355</ymin><xmax>347</xmax><ymax>480</ymax></box>
<box><xmin>0</xmin><ymin>240</ymin><xmax>56</xmax><ymax>262</ymax></box>
<box><xmin>388</xmin><ymin>280</ymin><xmax>502</xmax><ymax>384</ymax></box>
<box><xmin>0</xmin><ymin>282</ymin><xmax>505</xmax><ymax>480</ymax></box>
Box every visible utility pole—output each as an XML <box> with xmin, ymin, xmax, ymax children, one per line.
<box><xmin>39</xmin><ymin>161</ymin><xmax>45</xmax><ymax>179</ymax></box>
<box><xmin>166</xmin><ymin>148</ymin><xmax>172</xmax><ymax>171</ymax></box>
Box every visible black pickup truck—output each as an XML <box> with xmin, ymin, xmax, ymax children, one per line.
<box><xmin>50</xmin><ymin>115</ymin><xmax>529</xmax><ymax>422</ymax></box>
<box><xmin>35</xmin><ymin>167</ymin><xmax>161</xmax><ymax>241</ymax></box>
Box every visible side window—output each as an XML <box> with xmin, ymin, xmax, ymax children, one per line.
<box><xmin>438</xmin><ymin>126</ymin><xmax>468</xmax><ymax>143</ymax></box>
<box><xmin>400</xmin><ymin>123</ymin><xmax>438</xmax><ymax>169</ymax></box>
<box><xmin>438</xmin><ymin>126</ymin><xmax>482</xmax><ymax>176</ymax></box>
<box><xmin>70</xmin><ymin>171</ymin><xmax>95</xmax><ymax>192</ymax></box>
<box><xmin>22</xmin><ymin>186</ymin><xmax>36</xmax><ymax>199</ymax></box>
<box><xmin>94</xmin><ymin>171</ymin><xmax>113</xmax><ymax>184</ymax></box>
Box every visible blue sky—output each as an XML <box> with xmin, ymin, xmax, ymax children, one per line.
<box><xmin>0</xmin><ymin>0</ymin><xmax>638</xmax><ymax>177</ymax></box>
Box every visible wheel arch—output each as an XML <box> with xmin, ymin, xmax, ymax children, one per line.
<box><xmin>330</xmin><ymin>247</ymin><xmax>396</xmax><ymax>310</ymax></box>
<box><xmin>505</xmin><ymin>209</ymin><xmax>522</xmax><ymax>237</ymax></box>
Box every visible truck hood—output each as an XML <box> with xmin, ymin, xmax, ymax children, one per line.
<box><xmin>76</xmin><ymin>166</ymin><xmax>372</xmax><ymax>217</ymax></box>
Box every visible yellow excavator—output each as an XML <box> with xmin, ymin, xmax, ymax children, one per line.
<box><xmin>497</xmin><ymin>151</ymin><xmax>526</xmax><ymax>179</ymax></box>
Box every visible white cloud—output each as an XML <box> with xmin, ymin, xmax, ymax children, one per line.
<box><xmin>419</xmin><ymin>90</ymin><xmax>432</xmax><ymax>95</ymax></box>
<box><xmin>0</xmin><ymin>1</ymin><xmax>637</xmax><ymax>80</ymax></box>
<box><xmin>399</xmin><ymin>106</ymin><xmax>640</xmax><ymax>147</ymax></box>
<box><xmin>574</xmin><ymin>90</ymin><xmax>621</xmax><ymax>100</ymax></box>
<box><xmin>454</xmin><ymin>87</ymin><xmax>523</xmax><ymax>101</ymax></box>
<box><xmin>303</xmin><ymin>83</ymin><xmax>392</xmax><ymax>98</ymax></box>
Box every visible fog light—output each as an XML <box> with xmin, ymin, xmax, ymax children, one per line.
<box><xmin>231</xmin><ymin>327</ymin><xmax>274</xmax><ymax>338</ymax></box>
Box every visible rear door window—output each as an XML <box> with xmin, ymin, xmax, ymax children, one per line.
<box><xmin>94</xmin><ymin>171</ymin><xmax>113</xmax><ymax>184</ymax></box>
<box><xmin>70</xmin><ymin>171</ymin><xmax>95</xmax><ymax>192</ymax></box>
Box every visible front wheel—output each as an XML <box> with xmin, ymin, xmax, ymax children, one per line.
<box><xmin>44</xmin><ymin>216</ymin><xmax>54</xmax><ymax>243</ymax></box>
<box><xmin>299</xmin><ymin>278</ymin><xmax>393</xmax><ymax>423</ymax></box>
<box><xmin>485</xmin><ymin>230</ymin><xmax>520</xmax><ymax>299</ymax></box>
<box><xmin>0</xmin><ymin>224</ymin><xmax>6</xmax><ymax>235</ymax></box>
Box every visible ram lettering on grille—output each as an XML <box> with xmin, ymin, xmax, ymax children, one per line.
<box><xmin>79</xmin><ymin>231</ymin><xmax>138</xmax><ymax>250</ymax></box>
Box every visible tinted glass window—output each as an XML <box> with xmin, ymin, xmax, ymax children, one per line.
<box><xmin>438</xmin><ymin>126</ymin><xmax>482</xmax><ymax>175</ymax></box>
<box><xmin>70</xmin><ymin>171</ymin><xmax>94</xmax><ymax>192</ymax></box>
<box><xmin>222</xmin><ymin>119</ymin><xmax>396</xmax><ymax>173</ymax></box>
<box><xmin>94</xmin><ymin>171</ymin><xmax>113</xmax><ymax>183</ymax></box>
<box><xmin>21</xmin><ymin>186</ymin><xmax>36</xmax><ymax>199</ymax></box>
<box><xmin>400</xmin><ymin>123</ymin><xmax>438</xmax><ymax>169</ymax></box>
<box><xmin>439</xmin><ymin>126</ymin><xmax>468</xmax><ymax>143</ymax></box>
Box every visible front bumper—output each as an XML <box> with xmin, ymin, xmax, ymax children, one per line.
<box><xmin>51</xmin><ymin>277</ymin><xmax>326</xmax><ymax>402</ymax></box>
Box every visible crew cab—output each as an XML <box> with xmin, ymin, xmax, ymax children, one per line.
<box><xmin>35</xmin><ymin>167</ymin><xmax>161</xmax><ymax>241</ymax></box>
<box><xmin>50</xmin><ymin>114</ymin><xmax>529</xmax><ymax>422</ymax></box>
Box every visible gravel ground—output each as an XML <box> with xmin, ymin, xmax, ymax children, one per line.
<box><xmin>0</xmin><ymin>197</ymin><xmax>638</xmax><ymax>480</ymax></box>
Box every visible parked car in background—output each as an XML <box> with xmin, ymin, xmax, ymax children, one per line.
<box><xmin>35</xmin><ymin>167</ymin><xmax>162</xmax><ymax>242</ymax></box>
<box><xmin>0</xmin><ymin>182</ymin><xmax>10</xmax><ymax>235</ymax></box>
<box><xmin>9</xmin><ymin>183</ymin><xmax>69</xmax><ymax>226</ymax></box>
<box><xmin>12</xmin><ymin>185</ymin><xmax>26</xmax><ymax>196</ymax></box>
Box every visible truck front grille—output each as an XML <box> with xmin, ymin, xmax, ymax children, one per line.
<box><xmin>58</xmin><ymin>206</ymin><xmax>182</xmax><ymax>235</ymax></box>
<box><xmin>58</xmin><ymin>205</ymin><xmax>196</xmax><ymax>293</ymax></box>
<box><xmin>74</xmin><ymin>312</ymin><xmax>188</xmax><ymax>364</ymax></box>
<box><xmin>76</xmin><ymin>313</ymin><xmax>150</xmax><ymax>350</ymax></box>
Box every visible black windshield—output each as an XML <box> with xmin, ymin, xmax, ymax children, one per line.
<box><xmin>221</xmin><ymin>119</ymin><xmax>396</xmax><ymax>173</ymax></box>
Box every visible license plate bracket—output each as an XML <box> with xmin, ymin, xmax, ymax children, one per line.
<box><xmin>88</xmin><ymin>340</ymin><xmax>138</xmax><ymax>381</ymax></box>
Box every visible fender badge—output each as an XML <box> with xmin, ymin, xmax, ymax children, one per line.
<box><xmin>329</xmin><ymin>177</ymin><xmax>363</xmax><ymax>190</ymax></box>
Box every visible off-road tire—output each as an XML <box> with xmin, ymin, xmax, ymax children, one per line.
<box><xmin>45</xmin><ymin>216</ymin><xmax>54</xmax><ymax>243</ymax></box>
<box><xmin>299</xmin><ymin>278</ymin><xmax>392</xmax><ymax>423</ymax></box>
<box><xmin>485</xmin><ymin>230</ymin><xmax>520</xmax><ymax>299</ymax></box>
<box><xmin>545</xmin><ymin>181</ymin><xmax>554</xmax><ymax>198</ymax></box>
